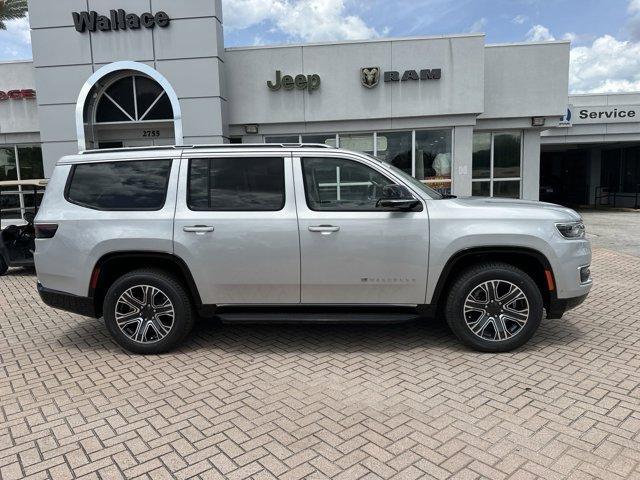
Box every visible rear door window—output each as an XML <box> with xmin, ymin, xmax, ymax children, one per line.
<box><xmin>188</xmin><ymin>157</ymin><xmax>285</xmax><ymax>211</ymax></box>
<box><xmin>65</xmin><ymin>159</ymin><xmax>172</xmax><ymax>210</ymax></box>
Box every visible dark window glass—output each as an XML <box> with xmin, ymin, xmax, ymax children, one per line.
<box><xmin>494</xmin><ymin>132</ymin><xmax>521</xmax><ymax>178</ymax></box>
<box><xmin>0</xmin><ymin>147</ymin><xmax>17</xmax><ymax>182</ymax></box>
<box><xmin>17</xmin><ymin>147</ymin><xmax>44</xmax><ymax>180</ymax></box>
<box><xmin>143</xmin><ymin>92</ymin><xmax>173</xmax><ymax>121</ymax></box>
<box><xmin>621</xmin><ymin>146</ymin><xmax>640</xmax><ymax>193</ymax></box>
<box><xmin>135</xmin><ymin>76</ymin><xmax>166</xmax><ymax>119</ymax></box>
<box><xmin>96</xmin><ymin>96</ymin><xmax>130</xmax><ymax>123</ymax></box>
<box><xmin>188</xmin><ymin>157</ymin><xmax>285</xmax><ymax>211</ymax></box>
<box><xmin>66</xmin><ymin>160</ymin><xmax>172</xmax><ymax>210</ymax></box>
<box><xmin>472</xmin><ymin>132</ymin><xmax>491</xmax><ymax>179</ymax></box>
<box><xmin>601</xmin><ymin>148</ymin><xmax>621</xmax><ymax>192</ymax></box>
<box><xmin>0</xmin><ymin>192</ymin><xmax>20</xmax><ymax>220</ymax></box>
<box><xmin>104</xmin><ymin>77</ymin><xmax>136</xmax><ymax>119</ymax></box>
<box><xmin>493</xmin><ymin>180</ymin><xmax>520</xmax><ymax>199</ymax></box>
<box><xmin>377</xmin><ymin>131</ymin><xmax>412</xmax><ymax>175</ymax></box>
<box><xmin>472</xmin><ymin>181</ymin><xmax>490</xmax><ymax>197</ymax></box>
<box><xmin>302</xmin><ymin>157</ymin><xmax>398</xmax><ymax>211</ymax></box>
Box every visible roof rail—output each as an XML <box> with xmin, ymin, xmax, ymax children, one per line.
<box><xmin>78</xmin><ymin>143</ymin><xmax>335</xmax><ymax>155</ymax></box>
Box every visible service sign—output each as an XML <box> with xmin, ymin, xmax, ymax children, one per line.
<box><xmin>569</xmin><ymin>105</ymin><xmax>640</xmax><ymax>125</ymax></box>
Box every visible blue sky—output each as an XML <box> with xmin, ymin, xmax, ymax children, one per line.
<box><xmin>2</xmin><ymin>0</ymin><xmax>640</xmax><ymax>93</ymax></box>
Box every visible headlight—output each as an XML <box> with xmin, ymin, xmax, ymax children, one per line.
<box><xmin>556</xmin><ymin>222</ymin><xmax>586</xmax><ymax>239</ymax></box>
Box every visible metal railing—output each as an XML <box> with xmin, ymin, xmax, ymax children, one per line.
<box><xmin>594</xmin><ymin>185</ymin><xmax>640</xmax><ymax>209</ymax></box>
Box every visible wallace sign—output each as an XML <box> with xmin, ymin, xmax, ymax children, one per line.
<box><xmin>72</xmin><ymin>10</ymin><xmax>171</xmax><ymax>33</ymax></box>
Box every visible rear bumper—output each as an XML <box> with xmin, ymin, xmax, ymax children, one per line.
<box><xmin>546</xmin><ymin>292</ymin><xmax>589</xmax><ymax>319</ymax></box>
<box><xmin>37</xmin><ymin>283</ymin><xmax>97</xmax><ymax>318</ymax></box>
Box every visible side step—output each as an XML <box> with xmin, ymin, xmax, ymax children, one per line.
<box><xmin>215</xmin><ymin>308</ymin><xmax>421</xmax><ymax>324</ymax></box>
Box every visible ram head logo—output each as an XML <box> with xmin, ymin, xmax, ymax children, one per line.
<box><xmin>361</xmin><ymin>67</ymin><xmax>380</xmax><ymax>88</ymax></box>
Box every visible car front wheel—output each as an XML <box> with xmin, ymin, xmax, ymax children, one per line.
<box><xmin>445</xmin><ymin>262</ymin><xmax>544</xmax><ymax>352</ymax></box>
<box><xmin>103</xmin><ymin>269</ymin><xmax>194</xmax><ymax>354</ymax></box>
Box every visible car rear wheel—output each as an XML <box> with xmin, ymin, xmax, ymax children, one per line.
<box><xmin>445</xmin><ymin>262</ymin><xmax>543</xmax><ymax>352</ymax></box>
<box><xmin>0</xmin><ymin>257</ymin><xmax>7</xmax><ymax>276</ymax></box>
<box><xmin>103</xmin><ymin>269</ymin><xmax>194</xmax><ymax>354</ymax></box>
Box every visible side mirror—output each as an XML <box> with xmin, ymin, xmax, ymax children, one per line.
<box><xmin>376</xmin><ymin>198</ymin><xmax>421</xmax><ymax>211</ymax></box>
<box><xmin>376</xmin><ymin>184</ymin><xmax>421</xmax><ymax>211</ymax></box>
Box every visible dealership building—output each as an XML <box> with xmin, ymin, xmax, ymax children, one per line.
<box><xmin>1</xmin><ymin>0</ymin><xmax>640</xmax><ymax>221</ymax></box>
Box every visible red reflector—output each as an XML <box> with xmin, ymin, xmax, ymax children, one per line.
<box><xmin>35</xmin><ymin>223</ymin><xmax>58</xmax><ymax>239</ymax></box>
<box><xmin>90</xmin><ymin>267</ymin><xmax>101</xmax><ymax>290</ymax></box>
<box><xmin>544</xmin><ymin>270</ymin><xmax>555</xmax><ymax>291</ymax></box>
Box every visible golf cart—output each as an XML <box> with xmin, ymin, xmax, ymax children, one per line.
<box><xmin>0</xmin><ymin>179</ymin><xmax>48</xmax><ymax>276</ymax></box>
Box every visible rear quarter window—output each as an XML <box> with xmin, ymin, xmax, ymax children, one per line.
<box><xmin>65</xmin><ymin>159</ymin><xmax>172</xmax><ymax>211</ymax></box>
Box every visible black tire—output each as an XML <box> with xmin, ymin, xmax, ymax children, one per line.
<box><xmin>103</xmin><ymin>269</ymin><xmax>194</xmax><ymax>354</ymax></box>
<box><xmin>445</xmin><ymin>262</ymin><xmax>543</xmax><ymax>353</ymax></box>
<box><xmin>0</xmin><ymin>257</ymin><xmax>7</xmax><ymax>276</ymax></box>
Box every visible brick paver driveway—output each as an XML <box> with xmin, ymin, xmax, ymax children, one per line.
<box><xmin>1</xmin><ymin>247</ymin><xmax>639</xmax><ymax>479</ymax></box>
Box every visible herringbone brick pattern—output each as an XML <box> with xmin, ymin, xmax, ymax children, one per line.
<box><xmin>1</xmin><ymin>247</ymin><xmax>639</xmax><ymax>479</ymax></box>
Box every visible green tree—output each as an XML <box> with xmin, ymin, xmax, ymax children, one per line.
<box><xmin>0</xmin><ymin>0</ymin><xmax>28</xmax><ymax>30</ymax></box>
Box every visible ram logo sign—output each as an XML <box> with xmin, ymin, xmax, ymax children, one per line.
<box><xmin>361</xmin><ymin>67</ymin><xmax>380</xmax><ymax>89</ymax></box>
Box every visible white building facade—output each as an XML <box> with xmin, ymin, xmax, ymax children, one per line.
<box><xmin>2</xmin><ymin>0</ymin><xmax>637</xmax><ymax>218</ymax></box>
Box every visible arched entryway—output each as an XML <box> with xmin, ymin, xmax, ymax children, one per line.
<box><xmin>76</xmin><ymin>62</ymin><xmax>183</xmax><ymax>151</ymax></box>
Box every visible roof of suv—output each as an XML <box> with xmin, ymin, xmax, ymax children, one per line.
<box><xmin>58</xmin><ymin>144</ymin><xmax>342</xmax><ymax>165</ymax></box>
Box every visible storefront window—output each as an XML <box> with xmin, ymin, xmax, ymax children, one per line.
<box><xmin>415</xmin><ymin>129</ymin><xmax>453</xmax><ymax>194</ymax></box>
<box><xmin>472</xmin><ymin>133</ymin><xmax>491</xmax><ymax>179</ymax></box>
<box><xmin>338</xmin><ymin>133</ymin><xmax>375</xmax><ymax>154</ymax></box>
<box><xmin>0</xmin><ymin>145</ymin><xmax>45</xmax><ymax>222</ymax></box>
<box><xmin>494</xmin><ymin>132</ymin><xmax>521</xmax><ymax>178</ymax></box>
<box><xmin>472</xmin><ymin>131</ymin><xmax>522</xmax><ymax>199</ymax></box>
<box><xmin>17</xmin><ymin>147</ymin><xmax>44</xmax><ymax>180</ymax></box>
<box><xmin>301</xmin><ymin>134</ymin><xmax>336</xmax><ymax>146</ymax></box>
<box><xmin>376</xmin><ymin>131</ymin><xmax>412</xmax><ymax>174</ymax></box>
<box><xmin>265</xmin><ymin>135</ymin><xmax>300</xmax><ymax>144</ymax></box>
<box><xmin>0</xmin><ymin>147</ymin><xmax>18</xmax><ymax>182</ymax></box>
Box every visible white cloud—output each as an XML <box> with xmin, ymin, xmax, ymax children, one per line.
<box><xmin>629</xmin><ymin>0</ymin><xmax>640</xmax><ymax>14</ymax></box>
<box><xmin>0</xmin><ymin>13</ymin><xmax>32</xmax><ymax>60</ymax></box>
<box><xmin>469</xmin><ymin>17</ymin><xmax>487</xmax><ymax>33</ymax></box>
<box><xmin>570</xmin><ymin>35</ymin><xmax>640</xmax><ymax>93</ymax></box>
<box><xmin>512</xmin><ymin>15</ymin><xmax>527</xmax><ymax>25</ymax></box>
<box><xmin>222</xmin><ymin>0</ymin><xmax>378</xmax><ymax>42</ymax></box>
<box><xmin>525</xmin><ymin>24</ymin><xmax>556</xmax><ymax>42</ymax></box>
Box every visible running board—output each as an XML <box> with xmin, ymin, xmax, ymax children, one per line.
<box><xmin>216</xmin><ymin>309</ymin><xmax>421</xmax><ymax>324</ymax></box>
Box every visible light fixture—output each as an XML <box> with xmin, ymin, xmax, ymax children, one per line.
<box><xmin>531</xmin><ymin>117</ymin><xmax>546</xmax><ymax>127</ymax></box>
<box><xmin>244</xmin><ymin>124</ymin><xmax>259</xmax><ymax>134</ymax></box>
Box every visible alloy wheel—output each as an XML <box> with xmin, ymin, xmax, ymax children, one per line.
<box><xmin>115</xmin><ymin>285</ymin><xmax>175</xmax><ymax>344</ymax></box>
<box><xmin>463</xmin><ymin>280</ymin><xmax>530</xmax><ymax>342</ymax></box>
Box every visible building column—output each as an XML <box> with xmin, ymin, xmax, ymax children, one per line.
<box><xmin>588</xmin><ymin>148</ymin><xmax>602</xmax><ymax>206</ymax></box>
<box><xmin>521</xmin><ymin>129</ymin><xmax>541</xmax><ymax>201</ymax></box>
<box><xmin>452</xmin><ymin>125</ymin><xmax>473</xmax><ymax>197</ymax></box>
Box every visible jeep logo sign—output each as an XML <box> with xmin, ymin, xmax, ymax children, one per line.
<box><xmin>72</xmin><ymin>10</ymin><xmax>171</xmax><ymax>33</ymax></box>
<box><xmin>267</xmin><ymin>71</ymin><xmax>321</xmax><ymax>93</ymax></box>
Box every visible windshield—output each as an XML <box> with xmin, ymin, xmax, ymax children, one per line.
<box><xmin>361</xmin><ymin>153</ymin><xmax>443</xmax><ymax>199</ymax></box>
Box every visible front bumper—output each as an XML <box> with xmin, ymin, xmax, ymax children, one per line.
<box><xmin>37</xmin><ymin>283</ymin><xmax>97</xmax><ymax>318</ymax></box>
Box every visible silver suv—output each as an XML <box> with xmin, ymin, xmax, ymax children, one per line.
<box><xmin>34</xmin><ymin>144</ymin><xmax>592</xmax><ymax>354</ymax></box>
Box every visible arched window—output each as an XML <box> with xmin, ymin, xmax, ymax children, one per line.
<box><xmin>95</xmin><ymin>75</ymin><xmax>173</xmax><ymax>123</ymax></box>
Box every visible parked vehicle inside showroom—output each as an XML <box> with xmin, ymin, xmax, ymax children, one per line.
<box><xmin>34</xmin><ymin>144</ymin><xmax>592</xmax><ymax>354</ymax></box>
<box><xmin>0</xmin><ymin>179</ymin><xmax>48</xmax><ymax>276</ymax></box>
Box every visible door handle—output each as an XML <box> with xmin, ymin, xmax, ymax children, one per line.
<box><xmin>183</xmin><ymin>225</ymin><xmax>214</xmax><ymax>235</ymax></box>
<box><xmin>308</xmin><ymin>225</ymin><xmax>340</xmax><ymax>235</ymax></box>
